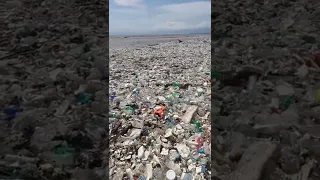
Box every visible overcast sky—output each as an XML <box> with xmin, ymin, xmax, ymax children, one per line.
<box><xmin>110</xmin><ymin>0</ymin><xmax>211</xmax><ymax>35</ymax></box>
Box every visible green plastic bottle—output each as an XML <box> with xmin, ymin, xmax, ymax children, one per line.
<box><xmin>190</xmin><ymin>119</ymin><xmax>202</xmax><ymax>132</ymax></box>
<box><xmin>173</xmin><ymin>82</ymin><xmax>181</xmax><ymax>87</ymax></box>
<box><xmin>279</xmin><ymin>96</ymin><xmax>294</xmax><ymax>111</ymax></box>
<box><xmin>195</xmin><ymin>122</ymin><xmax>202</xmax><ymax>132</ymax></box>
<box><xmin>125</xmin><ymin>107</ymin><xmax>134</xmax><ymax>113</ymax></box>
<box><xmin>172</xmin><ymin>91</ymin><xmax>180</xmax><ymax>98</ymax></box>
<box><xmin>190</xmin><ymin>119</ymin><xmax>197</xmax><ymax>124</ymax></box>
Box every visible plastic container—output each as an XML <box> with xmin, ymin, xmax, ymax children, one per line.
<box><xmin>166</xmin><ymin>170</ymin><xmax>176</xmax><ymax>180</ymax></box>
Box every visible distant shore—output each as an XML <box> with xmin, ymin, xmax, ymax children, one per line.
<box><xmin>110</xmin><ymin>34</ymin><xmax>210</xmax><ymax>50</ymax></box>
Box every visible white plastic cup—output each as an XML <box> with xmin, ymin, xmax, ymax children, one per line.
<box><xmin>166</xmin><ymin>170</ymin><xmax>176</xmax><ymax>180</ymax></box>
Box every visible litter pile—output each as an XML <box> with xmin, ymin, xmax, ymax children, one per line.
<box><xmin>213</xmin><ymin>0</ymin><xmax>320</xmax><ymax>179</ymax></box>
<box><xmin>109</xmin><ymin>38</ymin><xmax>211</xmax><ymax>179</ymax></box>
<box><xmin>0</xmin><ymin>0</ymin><xmax>108</xmax><ymax>179</ymax></box>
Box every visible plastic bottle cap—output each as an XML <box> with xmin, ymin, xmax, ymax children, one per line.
<box><xmin>166</xmin><ymin>170</ymin><xmax>176</xmax><ymax>180</ymax></box>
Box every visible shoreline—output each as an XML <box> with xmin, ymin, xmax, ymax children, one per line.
<box><xmin>110</xmin><ymin>34</ymin><xmax>210</xmax><ymax>50</ymax></box>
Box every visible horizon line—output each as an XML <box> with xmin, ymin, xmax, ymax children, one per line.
<box><xmin>110</xmin><ymin>32</ymin><xmax>210</xmax><ymax>37</ymax></box>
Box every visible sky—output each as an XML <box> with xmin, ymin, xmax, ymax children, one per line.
<box><xmin>110</xmin><ymin>0</ymin><xmax>211</xmax><ymax>35</ymax></box>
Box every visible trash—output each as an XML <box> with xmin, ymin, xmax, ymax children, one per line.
<box><xmin>196</xmin><ymin>136</ymin><xmax>204</xmax><ymax>151</ymax></box>
<box><xmin>47</xmin><ymin>147</ymin><xmax>76</xmax><ymax>166</ymax></box>
<box><xmin>146</xmin><ymin>163</ymin><xmax>152</xmax><ymax>180</ymax></box>
<box><xmin>279</xmin><ymin>96</ymin><xmax>294</xmax><ymax>111</ymax></box>
<box><xmin>191</xmin><ymin>120</ymin><xmax>203</xmax><ymax>132</ymax></box>
<box><xmin>4</xmin><ymin>105</ymin><xmax>23</xmax><ymax>120</ymax></box>
<box><xmin>276</xmin><ymin>82</ymin><xmax>295</xmax><ymax>96</ymax></box>
<box><xmin>126</xmin><ymin>168</ymin><xmax>134</xmax><ymax>180</ymax></box>
<box><xmin>166</xmin><ymin>117</ymin><xmax>176</xmax><ymax>127</ymax></box>
<box><xmin>76</xmin><ymin>92</ymin><xmax>93</xmax><ymax>105</ymax></box>
<box><xmin>182</xmin><ymin>106</ymin><xmax>198</xmax><ymax>124</ymax></box>
<box><xmin>138</xmin><ymin>175</ymin><xmax>147</xmax><ymax>180</ymax></box>
<box><xmin>110</xmin><ymin>94</ymin><xmax>116</xmax><ymax>100</ymax></box>
<box><xmin>109</xmin><ymin>36</ymin><xmax>211</xmax><ymax>179</ymax></box>
<box><xmin>137</xmin><ymin>146</ymin><xmax>145</xmax><ymax>159</ymax></box>
<box><xmin>166</xmin><ymin>170</ymin><xmax>176</xmax><ymax>180</ymax></box>
<box><xmin>181</xmin><ymin>173</ymin><xmax>193</xmax><ymax>180</ymax></box>
<box><xmin>133</xmin><ymin>89</ymin><xmax>140</xmax><ymax>94</ymax></box>
<box><xmin>0</xmin><ymin>1</ymin><xmax>111</xmax><ymax>179</ymax></box>
<box><xmin>176</xmin><ymin>143</ymin><xmax>191</xmax><ymax>158</ymax></box>
<box><xmin>213</xmin><ymin>1</ymin><xmax>320</xmax><ymax>179</ymax></box>
<box><xmin>173</xmin><ymin>82</ymin><xmax>181</xmax><ymax>87</ymax></box>
<box><xmin>154</xmin><ymin>104</ymin><xmax>166</xmax><ymax>119</ymax></box>
<box><xmin>201</xmin><ymin>165</ymin><xmax>206</xmax><ymax>173</ymax></box>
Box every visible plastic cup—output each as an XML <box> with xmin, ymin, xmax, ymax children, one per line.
<box><xmin>166</xmin><ymin>170</ymin><xmax>176</xmax><ymax>180</ymax></box>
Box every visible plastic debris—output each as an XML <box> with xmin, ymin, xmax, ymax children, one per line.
<box><xmin>154</xmin><ymin>104</ymin><xmax>166</xmax><ymax>119</ymax></box>
<box><xmin>213</xmin><ymin>1</ymin><xmax>320</xmax><ymax>178</ymax></box>
<box><xmin>76</xmin><ymin>92</ymin><xmax>93</xmax><ymax>105</ymax></box>
<box><xmin>4</xmin><ymin>105</ymin><xmax>23</xmax><ymax>120</ymax></box>
<box><xmin>109</xmin><ymin>36</ymin><xmax>211</xmax><ymax>179</ymax></box>
<box><xmin>166</xmin><ymin>170</ymin><xmax>176</xmax><ymax>180</ymax></box>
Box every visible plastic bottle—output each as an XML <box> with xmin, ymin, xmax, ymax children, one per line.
<box><xmin>181</xmin><ymin>173</ymin><xmax>193</xmax><ymax>180</ymax></box>
<box><xmin>201</xmin><ymin>165</ymin><xmax>206</xmax><ymax>173</ymax></box>
<box><xmin>138</xmin><ymin>175</ymin><xmax>146</xmax><ymax>180</ymax></box>
<box><xmin>166</xmin><ymin>117</ymin><xmax>176</xmax><ymax>128</ymax></box>
<box><xmin>196</xmin><ymin>136</ymin><xmax>204</xmax><ymax>151</ymax></box>
<box><xmin>173</xmin><ymin>82</ymin><xmax>181</xmax><ymax>87</ymax></box>
<box><xmin>172</xmin><ymin>91</ymin><xmax>180</xmax><ymax>98</ymax></box>
<box><xmin>279</xmin><ymin>96</ymin><xmax>294</xmax><ymax>111</ymax></box>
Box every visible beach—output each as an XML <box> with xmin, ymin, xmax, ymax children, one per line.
<box><xmin>109</xmin><ymin>35</ymin><xmax>212</xmax><ymax>179</ymax></box>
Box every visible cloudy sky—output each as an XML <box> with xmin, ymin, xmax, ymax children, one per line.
<box><xmin>110</xmin><ymin>0</ymin><xmax>211</xmax><ymax>35</ymax></box>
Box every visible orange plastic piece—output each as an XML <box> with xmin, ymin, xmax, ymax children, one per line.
<box><xmin>154</xmin><ymin>105</ymin><xmax>166</xmax><ymax>119</ymax></box>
